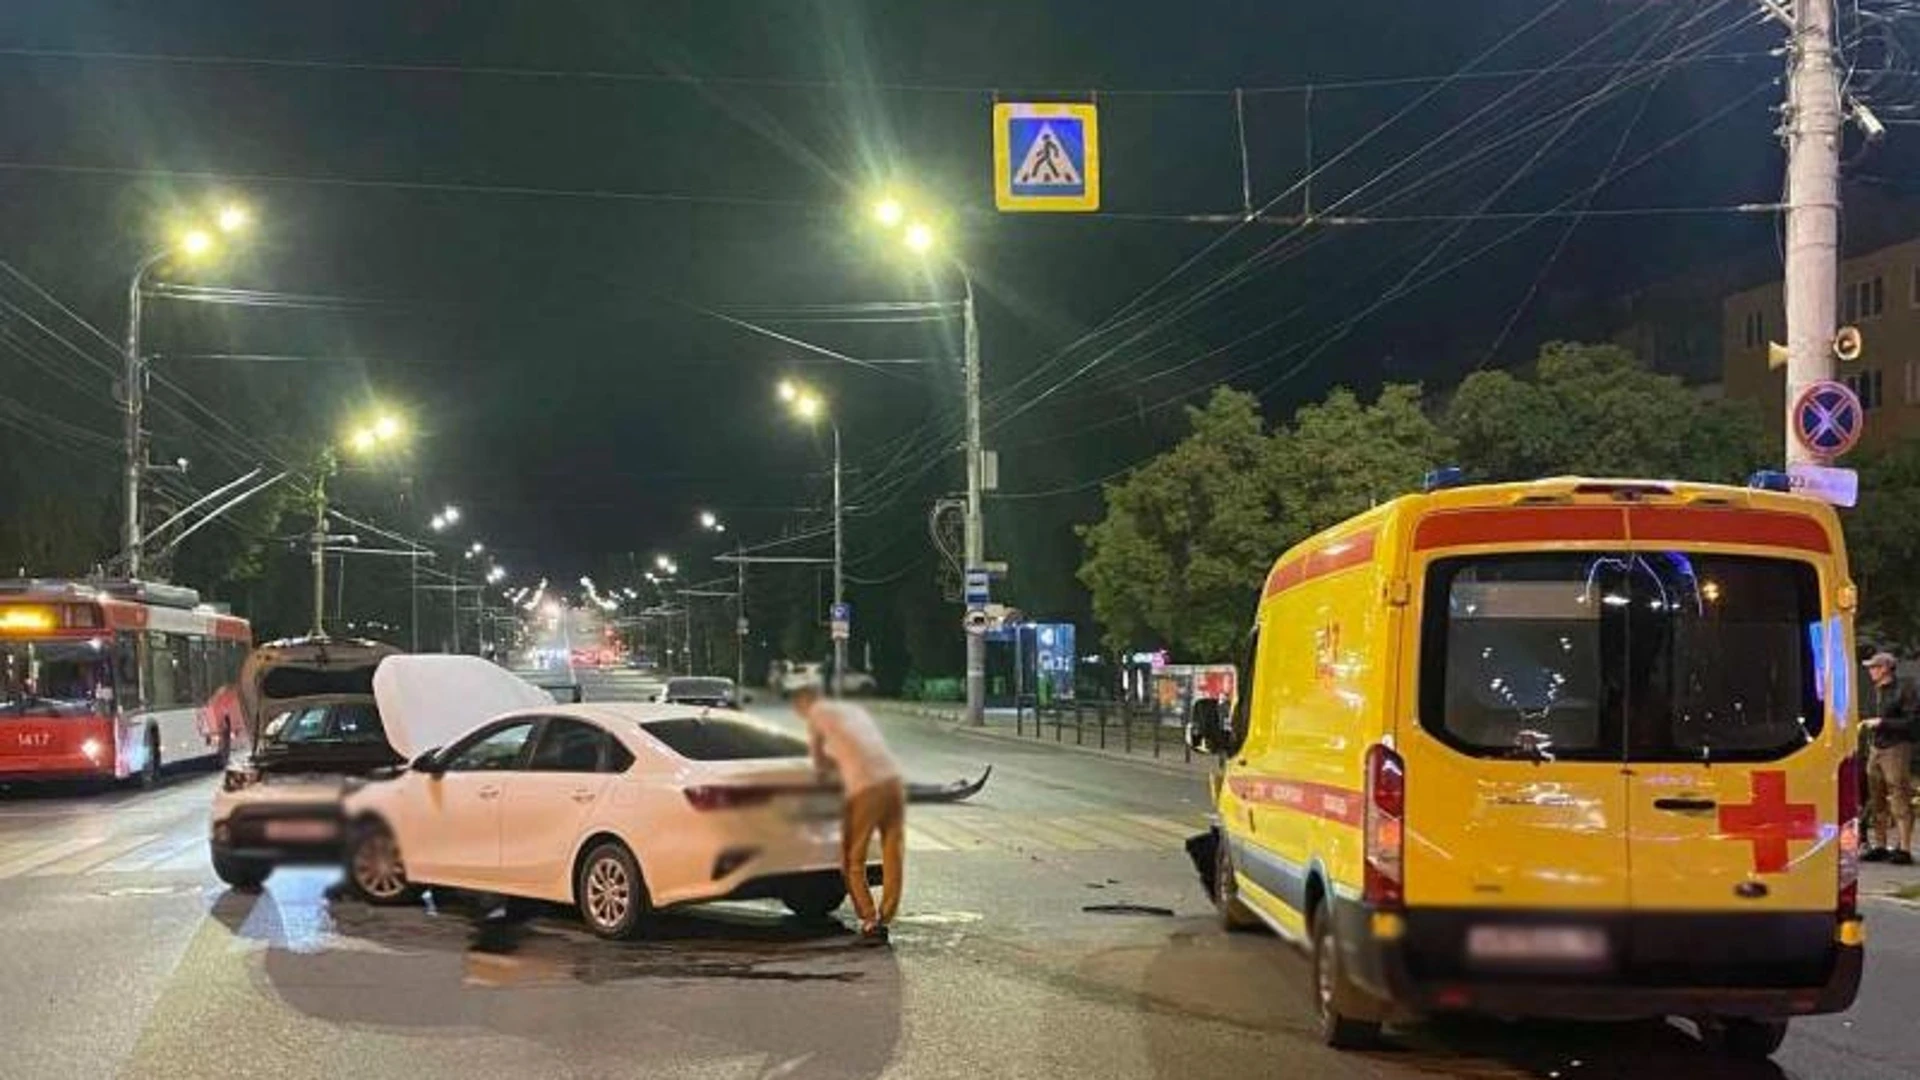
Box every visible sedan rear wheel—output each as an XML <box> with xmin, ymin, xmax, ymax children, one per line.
<box><xmin>348</xmin><ymin>821</ymin><xmax>422</xmax><ymax>905</ymax></box>
<box><xmin>577</xmin><ymin>841</ymin><xmax>650</xmax><ymax>940</ymax></box>
<box><xmin>781</xmin><ymin>875</ymin><xmax>848</xmax><ymax>920</ymax></box>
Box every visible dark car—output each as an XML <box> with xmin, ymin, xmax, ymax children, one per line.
<box><xmin>655</xmin><ymin>676</ymin><xmax>740</xmax><ymax>709</ymax></box>
<box><xmin>209</xmin><ymin>637</ymin><xmax>402</xmax><ymax>889</ymax></box>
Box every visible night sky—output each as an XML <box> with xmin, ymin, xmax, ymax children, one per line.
<box><xmin>1</xmin><ymin>1</ymin><xmax>1905</xmax><ymax>642</ymax></box>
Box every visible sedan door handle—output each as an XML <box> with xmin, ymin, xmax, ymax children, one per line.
<box><xmin>1653</xmin><ymin>797</ymin><xmax>1717</xmax><ymax>812</ymax></box>
<box><xmin>570</xmin><ymin>790</ymin><xmax>596</xmax><ymax>803</ymax></box>
<box><xmin>477</xmin><ymin>786</ymin><xmax>502</xmax><ymax>800</ymax></box>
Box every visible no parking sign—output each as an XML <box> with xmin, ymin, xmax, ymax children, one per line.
<box><xmin>1792</xmin><ymin>380</ymin><xmax>1864</xmax><ymax>459</ymax></box>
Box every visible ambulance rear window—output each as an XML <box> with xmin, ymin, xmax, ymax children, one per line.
<box><xmin>1420</xmin><ymin>552</ymin><xmax>1822</xmax><ymax>763</ymax></box>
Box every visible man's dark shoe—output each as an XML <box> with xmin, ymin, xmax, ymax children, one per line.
<box><xmin>1863</xmin><ymin>847</ymin><xmax>1894</xmax><ymax>863</ymax></box>
<box><xmin>1890</xmin><ymin>850</ymin><xmax>1915</xmax><ymax>866</ymax></box>
<box><xmin>857</xmin><ymin>923</ymin><xmax>891</xmax><ymax>947</ymax></box>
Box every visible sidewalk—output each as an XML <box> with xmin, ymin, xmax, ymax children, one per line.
<box><xmin>1864</xmin><ymin>860</ymin><xmax>1920</xmax><ymax>903</ymax></box>
<box><xmin>875</xmin><ymin>699</ymin><xmax>1211</xmax><ymax>776</ymax></box>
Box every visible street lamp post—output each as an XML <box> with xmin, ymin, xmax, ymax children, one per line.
<box><xmin>123</xmin><ymin>203</ymin><xmax>251</xmax><ymax>578</ymax></box>
<box><xmin>779</xmin><ymin>381</ymin><xmax>845</xmax><ymax>696</ymax></box>
<box><xmin>313</xmin><ymin>411</ymin><xmax>406</xmax><ymax>635</ymax></box>
<box><xmin>957</xmin><ymin>266</ymin><xmax>985</xmax><ymax>727</ymax></box>
<box><xmin>872</xmin><ymin>198</ymin><xmax>986</xmax><ymax>724</ymax></box>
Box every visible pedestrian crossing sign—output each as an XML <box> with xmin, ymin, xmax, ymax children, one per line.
<box><xmin>993</xmin><ymin>102</ymin><xmax>1100</xmax><ymax>212</ymax></box>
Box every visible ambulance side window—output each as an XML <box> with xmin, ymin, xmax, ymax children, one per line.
<box><xmin>1225</xmin><ymin>626</ymin><xmax>1257</xmax><ymax>756</ymax></box>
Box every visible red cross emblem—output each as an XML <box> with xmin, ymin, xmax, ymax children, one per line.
<box><xmin>1717</xmin><ymin>771</ymin><xmax>1819</xmax><ymax>874</ymax></box>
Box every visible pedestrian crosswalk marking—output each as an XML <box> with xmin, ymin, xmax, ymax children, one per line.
<box><xmin>0</xmin><ymin>809</ymin><xmax>1213</xmax><ymax>881</ymax></box>
<box><xmin>995</xmin><ymin>817</ymin><xmax>1102</xmax><ymax>851</ymax></box>
<box><xmin>0</xmin><ymin>836</ymin><xmax>110</xmax><ymax>879</ymax></box>
<box><xmin>95</xmin><ymin>833</ymin><xmax>206</xmax><ymax>874</ymax></box>
<box><xmin>908</xmin><ymin>815</ymin><xmax>998</xmax><ymax>851</ymax></box>
<box><xmin>904</xmin><ymin>824</ymin><xmax>954</xmax><ymax>852</ymax></box>
<box><xmin>1119</xmin><ymin>813</ymin><xmax>1199</xmax><ymax>841</ymax></box>
<box><xmin>28</xmin><ymin>832</ymin><xmax>162</xmax><ymax>877</ymax></box>
<box><xmin>898</xmin><ymin>811</ymin><xmax>1204</xmax><ymax>855</ymax></box>
<box><xmin>1046</xmin><ymin>815</ymin><xmax>1163</xmax><ymax>849</ymax></box>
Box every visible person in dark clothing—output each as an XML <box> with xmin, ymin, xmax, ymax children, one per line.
<box><xmin>1861</xmin><ymin>652</ymin><xmax>1917</xmax><ymax>864</ymax></box>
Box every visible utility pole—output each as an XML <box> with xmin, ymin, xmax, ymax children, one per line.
<box><xmin>831</xmin><ymin>422</ymin><xmax>846</xmax><ymax>696</ymax></box>
<box><xmin>1783</xmin><ymin>0</ymin><xmax>1843</xmax><ymax>466</ymax></box>
<box><xmin>961</xmin><ymin>269</ymin><xmax>987</xmax><ymax>726</ymax></box>
<box><xmin>735</xmin><ymin>546</ymin><xmax>747</xmax><ymax>691</ymax></box>
<box><xmin>122</xmin><ymin>254</ymin><xmax>166</xmax><ymax>580</ymax></box>
<box><xmin>309</xmin><ymin>458</ymin><xmax>331</xmax><ymax>636</ymax></box>
<box><xmin>409</xmin><ymin>551</ymin><xmax>420</xmax><ymax>651</ymax></box>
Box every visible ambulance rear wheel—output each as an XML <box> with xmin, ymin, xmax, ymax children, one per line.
<box><xmin>1213</xmin><ymin>834</ymin><xmax>1260</xmax><ymax>932</ymax></box>
<box><xmin>1311</xmin><ymin>898</ymin><xmax>1382</xmax><ymax>1049</ymax></box>
<box><xmin>1703</xmin><ymin>1017</ymin><xmax>1788</xmax><ymax>1060</ymax></box>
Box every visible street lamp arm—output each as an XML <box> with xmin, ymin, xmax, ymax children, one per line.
<box><xmin>156</xmin><ymin>469</ymin><xmax>290</xmax><ymax>557</ymax></box>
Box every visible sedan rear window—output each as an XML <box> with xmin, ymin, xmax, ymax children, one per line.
<box><xmin>665</xmin><ymin>678</ymin><xmax>732</xmax><ymax>697</ymax></box>
<box><xmin>641</xmin><ymin>717</ymin><xmax>807</xmax><ymax>761</ymax></box>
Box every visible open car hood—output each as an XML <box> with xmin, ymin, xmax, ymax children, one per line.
<box><xmin>372</xmin><ymin>655</ymin><xmax>555</xmax><ymax>760</ymax></box>
<box><xmin>240</xmin><ymin>637</ymin><xmax>401</xmax><ymax>742</ymax></box>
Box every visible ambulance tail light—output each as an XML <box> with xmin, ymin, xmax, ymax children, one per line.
<box><xmin>1364</xmin><ymin>744</ymin><xmax>1406</xmax><ymax>908</ymax></box>
<box><xmin>1838</xmin><ymin>754</ymin><xmax>1860</xmax><ymax>919</ymax></box>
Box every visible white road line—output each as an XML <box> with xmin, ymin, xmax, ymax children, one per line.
<box><xmin>28</xmin><ymin>833</ymin><xmax>164</xmax><ymax>877</ymax></box>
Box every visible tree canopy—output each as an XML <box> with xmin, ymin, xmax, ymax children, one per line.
<box><xmin>1079</xmin><ymin>341</ymin><xmax>1775</xmax><ymax>660</ymax></box>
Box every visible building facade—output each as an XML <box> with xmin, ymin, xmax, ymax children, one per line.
<box><xmin>1723</xmin><ymin>235</ymin><xmax>1920</xmax><ymax>453</ymax></box>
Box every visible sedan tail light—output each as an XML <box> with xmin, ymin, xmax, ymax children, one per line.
<box><xmin>683</xmin><ymin>785</ymin><xmax>780</xmax><ymax>812</ymax></box>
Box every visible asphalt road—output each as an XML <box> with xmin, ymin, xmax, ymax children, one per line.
<box><xmin>0</xmin><ymin>667</ymin><xmax>1914</xmax><ymax>1079</ymax></box>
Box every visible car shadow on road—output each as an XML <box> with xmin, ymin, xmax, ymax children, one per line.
<box><xmin>208</xmin><ymin>882</ymin><xmax>905</xmax><ymax>1079</ymax></box>
<box><xmin>1121</xmin><ymin>921</ymin><xmax>1790</xmax><ymax>1080</ymax></box>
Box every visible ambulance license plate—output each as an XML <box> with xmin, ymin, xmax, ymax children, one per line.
<box><xmin>1466</xmin><ymin>925</ymin><xmax>1608</xmax><ymax>965</ymax></box>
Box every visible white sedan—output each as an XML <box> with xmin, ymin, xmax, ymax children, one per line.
<box><xmin>341</xmin><ymin>655</ymin><xmax>868</xmax><ymax>939</ymax></box>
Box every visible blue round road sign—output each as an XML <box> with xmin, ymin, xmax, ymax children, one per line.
<box><xmin>1793</xmin><ymin>380</ymin><xmax>1864</xmax><ymax>458</ymax></box>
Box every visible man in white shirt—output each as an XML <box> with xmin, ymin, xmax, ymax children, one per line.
<box><xmin>791</xmin><ymin>682</ymin><xmax>903</xmax><ymax>942</ymax></box>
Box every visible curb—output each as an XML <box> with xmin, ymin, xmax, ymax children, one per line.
<box><xmin>875</xmin><ymin>703</ymin><xmax>1211</xmax><ymax>777</ymax></box>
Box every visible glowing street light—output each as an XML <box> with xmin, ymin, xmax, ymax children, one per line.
<box><xmin>344</xmin><ymin>410</ymin><xmax>405</xmax><ymax>457</ymax></box>
<box><xmin>655</xmin><ymin>554</ymin><xmax>672</xmax><ymax>571</ymax></box>
<box><xmin>873</xmin><ymin>197</ymin><xmax>904</xmax><ymax>227</ymax></box>
<box><xmin>179</xmin><ymin>229</ymin><xmax>215</xmax><ymax>258</ymax></box>
<box><xmin>777</xmin><ymin>377</ymin><xmax>845</xmax><ymax>694</ymax></box>
<box><xmin>443</xmin><ymin>506</ymin><xmax>461</xmax><ymax>525</ymax></box>
<box><xmin>699</xmin><ymin>510</ymin><xmax>718</xmax><ymax>530</ymax></box>
<box><xmin>216</xmin><ymin>203</ymin><xmax>252</xmax><ymax>233</ymax></box>
<box><xmin>903</xmin><ymin>221</ymin><xmax>936</xmax><ymax>254</ymax></box>
<box><xmin>430</xmin><ymin>514</ymin><xmax>447</xmax><ymax>531</ymax></box>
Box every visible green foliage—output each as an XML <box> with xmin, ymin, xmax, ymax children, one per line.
<box><xmin>1078</xmin><ymin>341</ymin><xmax>1777</xmax><ymax>661</ymax></box>
<box><xmin>0</xmin><ymin>453</ymin><xmax>116</xmax><ymax>577</ymax></box>
<box><xmin>1846</xmin><ymin>438</ymin><xmax>1920</xmax><ymax>651</ymax></box>
<box><xmin>1078</xmin><ymin>388</ymin><xmax>1283</xmax><ymax>658</ymax></box>
<box><xmin>1078</xmin><ymin>383</ymin><xmax>1449</xmax><ymax>659</ymax></box>
<box><xmin>1274</xmin><ymin>384</ymin><xmax>1456</xmax><ymax>537</ymax></box>
<box><xmin>1446</xmin><ymin>342</ymin><xmax>1769</xmax><ymax>483</ymax></box>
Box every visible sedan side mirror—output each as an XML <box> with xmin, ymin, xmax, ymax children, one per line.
<box><xmin>1187</xmin><ymin>698</ymin><xmax>1228</xmax><ymax>755</ymax></box>
<box><xmin>411</xmin><ymin>748</ymin><xmax>444</xmax><ymax>776</ymax></box>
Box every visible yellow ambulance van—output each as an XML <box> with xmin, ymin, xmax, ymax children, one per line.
<box><xmin>1186</xmin><ymin>473</ymin><xmax>1864</xmax><ymax>1058</ymax></box>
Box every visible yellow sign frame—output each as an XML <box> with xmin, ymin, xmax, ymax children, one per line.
<box><xmin>993</xmin><ymin>102</ymin><xmax>1100</xmax><ymax>212</ymax></box>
